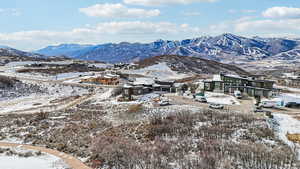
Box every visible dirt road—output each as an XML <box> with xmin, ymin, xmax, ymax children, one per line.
<box><xmin>0</xmin><ymin>93</ymin><xmax>96</xmax><ymax>115</ymax></box>
<box><xmin>0</xmin><ymin>142</ymin><xmax>91</xmax><ymax>169</ymax></box>
<box><xmin>166</xmin><ymin>95</ymin><xmax>255</xmax><ymax>114</ymax></box>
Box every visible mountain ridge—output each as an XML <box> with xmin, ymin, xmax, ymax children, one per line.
<box><xmin>0</xmin><ymin>47</ymin><xmax>44</xmax><ymax>58</ymax></box>
<box><xmin>31</xmin><ymin>33</ymin><xmax>300</xmax><ymax>63</ymax></box>
<box><xmin>135</xmin><ymin>55</ymin><xmax>250</xmax><ymax>76</ymax></box>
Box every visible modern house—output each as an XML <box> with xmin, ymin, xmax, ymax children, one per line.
<box><xmin>153</xmin><ymin>80</ymin><xmax>175</xmax><ymax>92</ymax></box>
<box><xmin>122</xmin><ymin>78</ymin><xmax>178</xmax><ymax>100</ymax></box>
<box><xmin>204</xmin><ymin>73</ymin><xmax>280</xmax><ymax>98</ymax></box>
<box><xmin>280</xmin><ymin>72</ymin><xmax>300</xmax><ymax>87</ymax></box>
<box><xmin>114</xmin><ymin>63</ymin><xmax>138</xmax><ymax>70</ymax></box>
<box><xmin>81</xmin><ymin>74</ymin><xmax>120</xmax><ymax>85</ymax></box>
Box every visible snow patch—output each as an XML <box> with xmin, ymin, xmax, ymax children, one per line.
<box><xmin>125</xmin><ymin>62</ymin><xmax>189</xmax><ymax>80</ymax></box>
<box><xmin>0</xmin><ymin>146</ymin><xmax>69</xmax><ymax>169</ymax></box>
<box><xmin>205</xmin><ymin>92</ymin><xmax>240</xmax><ymax>105</ymax></box>
<box><xmin>273</xmin><ymin>114</ymin><xmax>300</xmax><ymax>160</ymax></box>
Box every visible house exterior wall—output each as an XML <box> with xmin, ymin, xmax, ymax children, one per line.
<box><xmin>81</xmin><ymin>77</ymin><xmax>119</xmax><ymax>85</ymax></box>
<box><xmin>204</xmin><ymin>74</ymin><xmax>276</xmax><ymax>98</ymax></box>
<box><xmin>204</xmin><ymin>82</ymin><xmax>214</xmax><ymax>91</ymax></box>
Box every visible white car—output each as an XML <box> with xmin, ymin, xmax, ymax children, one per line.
<box><xmin>234</xmin><ymin>90</ymin><xmax>242</xmax><ymax>99</ymax></box>
<box><xmin>159</xmin><ymin>100</ymin><xmax>170</xmax><ymax>106</ymax></box>
<box><xmin>260</xmin><ymin>101</ymin><xmax>277</xmax><ymax>108</ymax></box>
<box><xmin>209</xmin><ymin>103</ymin><xmax>224</xmax><ymax>109</ymax></box>
<box><xmin>195</xmin><ymin>97</ymin><xmax>207</xmax><ymax>103</ymax></box>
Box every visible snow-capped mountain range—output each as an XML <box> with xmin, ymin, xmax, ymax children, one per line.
<box><xmin>3</xmin><ymin>33</ymin><xmax>300</xmax><ymax>63</ymax></box>
<box><xmin>136</xmin><ymin>55</ymin><xmax>250</xmax><ymax>76</ymax></box>
<box><xmin>0</xmin><ymin>46</ymin><xmax>44</xmax><ymax>58</ymax></box>
<box><xmin>36</xmin><ymin>44</ymin><xmax>94</xmax><ymax>57</ymax></box>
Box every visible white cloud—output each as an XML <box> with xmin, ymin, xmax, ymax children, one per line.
<box><xmin>208</xmin><ymin>22</ymin><xmax>232</xmax><ymax>34</ymax></box>
<box><xmin>124</xmin><ymin>0</ymin><xmax>217</xmax><ymax>6</ymax></box>
<box><xmin>229</xmin><ymin>7</ymin><xmax>300</xmax><ymax>35</ymax></box>
<box><xmin>235</xmin><ymin>19</ymin><xmax>300</xmax><ymax>32</ymax></box>
<box><xmin>263</xmin><ymin>7</ymin><xmax>300</xmax><ymax>19</ymax></box>
<box><xmin>79</xmin><ymin>3</ymin><xmax>160</xmax><ymax>18</ymax></box>
<box><xmin>0</xmin><ymin>8</ymin><xmax>21</xmax><ymax>16</ymax></box>
<box><xmin>0</xmin><ymin>21</ymin><xmax>202</xmax><ymax>51</ymax></box>
<box><xmin>204</xmin><ymin>15</ymin><xmax>300</xmax><ymax>38</ymax></box>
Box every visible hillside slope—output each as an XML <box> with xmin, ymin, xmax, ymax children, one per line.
<box><xmin>135</xmin><ymin>55</ymin><xmax>250</xmax><ymax>76</ymax></box>
<box><xmin>35</xmin><ymin>44</ymin><xmax>94</xmax><ymax>57</ymax></box>
<box><xmin>0</xmin><ymin>48</ymin><xmax>68</xmax><ymax>65</ymax></box>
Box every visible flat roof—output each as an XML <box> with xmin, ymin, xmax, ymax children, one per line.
<box><xmin>226</xmin><ymin>86</ymin><xmax>275</xmax><ymax>91</ymax></box>
<box><xmin>252</xmin><ymin>80</ymin><xmax>275</xmax><ymax>83</ymax></box>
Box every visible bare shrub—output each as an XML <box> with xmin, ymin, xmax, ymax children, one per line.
<box><xmin>0</xmin><ymin>75</ymin><xmax>17</xmax><ymax>87</ymax></box>
<box><xmin>35</xmin><ymin>111</ymin><xmax>49</xmax><ymax>121</ymax></box>
<box><xmin>127</xmin><ymin>104</ymin><xmax>144</xmax><ymax>114</ymax></box>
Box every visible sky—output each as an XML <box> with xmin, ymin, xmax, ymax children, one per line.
<box><xmin>0</xmin><ymin>0</ymin><xmax>300</xmax><ymax>51</ymax></box>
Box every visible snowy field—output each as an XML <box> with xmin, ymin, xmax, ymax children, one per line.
<box><xmin>275</xmin><ymin>85</ymin><xmax>300</xmax><ymax>93</ymax></box>
<box><xmin>0</xmin><ymin>60</ymin><xmax>102</xmax><ymax>82</ymax></box>
<box><xmin>273</xmin><ymin>114</ymin><xmax>300</xmax><ymax>160</ymax></box>
<box><xmin>279</xmin><ymin>93</ymin><xmax>300</xmax><ymax>104</ymax></box>
<box><xmin>205</xmin><ymin>92</ymin><xmax>240</xmax><ymax>105</ymax></box>
<box><xmin>0</xmin><ymin>146</ymin><xmax>69</xmax><ymax>169</ymax></box>
<box><xmin>0</xmin><ymin>81</ymin><xmax>90</xmax><ymax>114</ymax></box>
<box><xmin>0</xmin><ymin>155</ymin><xmax>68</xmax><ymax>169</ymax></box>
<box><xmin>90</xmin><ymin>63</ymin><xmax>113</xmax><ymax>69</ymax></box>
<box><xmin>125</xmin><ymin>62</ymin><xmax>189</xmax><ymax>80</ymax></box>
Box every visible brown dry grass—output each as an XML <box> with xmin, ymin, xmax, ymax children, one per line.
<box><xmin>126</xmin><ymin>104</ymin><xmax>144</xmax><ymax>114</ymax></box>
<box><xmin>287</xmin><ymin>134</ymin><xmax>300</xmax><ymax>143</ymax></box>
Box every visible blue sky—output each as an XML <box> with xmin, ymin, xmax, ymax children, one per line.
<box><xmin>1</xmin><ymin>0</ymin><xmax>300</xmax><ymax>50</ymax></box>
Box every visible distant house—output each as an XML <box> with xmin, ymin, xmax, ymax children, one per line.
<box><xmin>291</xmin><ymin>78</ymin><xmax>300</xmax><ymax>87</ymax></box>
<box><xmin>122</xmin><ymin>83</ymin><xmax>153</xmax><ymax>100</ymax></box>
<box><xmin>280</xmin><ymin>72</ymin><xmax>300</xmax><ymax>87</ymax></box>
<box><xmin>81</xmin><ymin>74</ymin><xmax>120</xmax><ymax>85</ymax></box>
<box><xmin>114</xmin><ymin>63</ymin><xmax>138</xmax><ymax>70</ymax></box>
<box><xmin>204</xmin><ymin>73</ymin><xmax>280</xmax><ymax>98</ymax></box>
<box><xmin>173</xmin><ymin>83</ymin><xmax>189</xmax><ymax>94</ymax></box>
<box><xmin>122</xmin><ymin>78</ymin><xmax>177</xmax><ymax>99</ymax></box>
<box><xmin>153</xmin><ymin>80</ymin><xmax>175</xmax><ymax>92</ymax></box>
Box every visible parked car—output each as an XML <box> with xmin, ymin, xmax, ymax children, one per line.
<box><xmin>159</xmin><ymin>100</ymin><xmax>170</xmax><ymax>106</ymax></box>
<box><xmin>260</xmin><ymin>101</ymin><xmax>277</xmax><ymax>108</ymax></box>
<box><xmin>195</xmin><ymin>97</ymin><xmax>207</xmax><ymax>103</ymax></box>
<box><xmin>209</xmin><ymin>103</ymin><xmax>224</xmax><ymax>109</ymax></box>
<box><xmin>260</xmin><ymin>98</ymin><xmax>284</xmax><ymax>108</ymax></box>
<box><xmin>234</xmin><ymin>90</ymin><xmax>242</xmax><ymax>99</ymax></box>
<box><xmin>285</xmin><ymin>102</ymin><xmax>300</xmax><ymax>108</ymax></box>
<box><xmin>254</xmin><ymin>106</ymin><xmax>264</xmax><ymax>113</ymax></box>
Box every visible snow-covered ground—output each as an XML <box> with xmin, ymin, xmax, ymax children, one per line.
<box><xmin>205</xmin><ymin>92</ymin><xmax>240</xmax><ymax>105</ymax></box>
<box><xmin>0</xmin><ymin>146</ymin><xmax>69</xmax><ymax>169</ymax></box>
<box><xmin>92</xmin><ymin>88</ymin><xmax>114</xmax><ymax>102</ymax></box>
<box><xmin>273</xmin><ymin>114</ymin><xmax>300</xmax><ymax>160</ymax></box>
<box><xmin>138</xmin><ymin>93</ymin><xmax>161</xmax><ymax>102</ymax></box>
<box><xmin>279</xmin><ymin>93</ymin><xmax>300</xmax><ymax>104</ymax></box>
<box><xmin>5</xmin><ymin>61</ymin><xmax>74</xmax><ymax>67</ymax></box>
<box><xmin>90</xmin><ymin>63</ymin><xmax>113</xmax><ymax>69</ymax></box>
<box><xmin>275</xmin><ymin>85</ymin><xmax>300</xmax><ymax>93</ymax></box>
<box><xmin>125</xmin><ymin>62</ymin><xmax>189</xmax><ymax>80</ymax></box>
<box><xmin>0</xmin><ymin>61</ymin><xmax>98</xmax><ymax>82</ymax></box>
<box><xmin>51</xmin><ymin>72</ymin><xmax>93</xmax><ymax>81</ymax></box>
<box><xmin>0</xmin><ymin>81</ymin><xmax>89</xmax><ymax>114</ymax></box>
